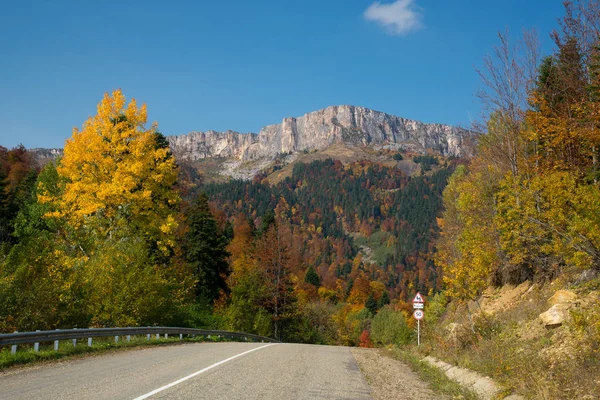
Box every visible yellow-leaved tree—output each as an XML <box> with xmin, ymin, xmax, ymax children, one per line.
<box><xmin>37</xmin><ymin>89</ymin><xmax>190</xmax><ymax>327</ymax></box>
<box><xmin>435</xmin><ymin>158</ymin><xmax>504</xmax><ymax>302</ymax></box>
<box><xmin>44</xmin><ymin>89</ymin><xmax>179</xmax><ymax>253</ymax></box>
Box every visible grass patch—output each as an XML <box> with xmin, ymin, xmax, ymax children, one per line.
<box><xmin>388</xmin><ymin>346</ymin><xmax>478</xmax><ymax>400</ymax></box>
<box><xmin>0</xmin><ymin>334</ymin><xmax>230</xmax><ymax>370</ymax></box>
<box><xmin>353</xmin><ymin>231</ymin><xmax>395</xmax><ymax>266</ymax></box>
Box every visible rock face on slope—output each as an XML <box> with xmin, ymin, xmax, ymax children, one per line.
<box><xmin>29</xmin><ymin>148</ymin><xmax>64</xmax><ymax>166</ymax></box>
<box><xmin>168</xmin><ymin>105</ymin><xmax>475</xmax><ymax>162</ymax></box>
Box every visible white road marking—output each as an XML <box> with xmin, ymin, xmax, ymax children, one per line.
<box><xmin>132</xmin><ymin>343</ymin><xmax>276</xmax><ymax>400</ymax></box>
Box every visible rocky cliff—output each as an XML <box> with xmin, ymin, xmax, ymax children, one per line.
<box><xmin>29</xmin><ymin>148</ymin><xmax>63</xmax><ymax>166</ymax></box>
<box><xmin>168</xmin><ymin>105</ymin><xmax>475</xmax><ymax>162</ymax></box>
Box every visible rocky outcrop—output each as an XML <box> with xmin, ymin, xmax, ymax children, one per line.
<box><xmin>539</xmin><ymin>304</ymin><xmax>571</xmax><ymax>328</ymax></box>
<box><xmin>548</xmin><ymin>290</ymin><xmax>578</xmax><ymax>307</ymax></box>
<box><xmin>540</xmin><ymin>290</ymin><xmax>579</xmax><ymax>328</ymax></box>
<box><xmin>168</xmin><ymin>130</ymin><xmax>257</xmax><ymax>161</ymax></box>
<box><xmin>29</xmin><ymin>148</ymin><xmax>63</xmax><ymax>166</ymax></box>
<box><xmin>168</xmin><ymin>105</ymin><xmax>475</xmax><ymax>162</ymax></box>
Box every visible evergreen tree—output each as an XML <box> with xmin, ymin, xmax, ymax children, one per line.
<box><xmin>365</xmin><ymin>293</ymin><xmax>378</xmax><ymax>316</ymax></box>
<box><xmin>304</xmin><ymin>265</ymin><xmax>321</xmax><ymax>287</ymax></box>
<box><xmin>378</xmin><ymin>291</ymin><xmax>391</xmax><ymax>308</ymax></box>
<box><xmin>184</xmin><ymin>193</ymin><xmax>230</xmax><ymax>302</ymax></box>
<box><xmin>0</xmin><ymin>170</ymin><xmax>10</xmax><ymax>244</ymax></box>
<box><xmin>260</xmin><ymin>210</ymin><xmax>275</xmax><ymax>235</ymax></box>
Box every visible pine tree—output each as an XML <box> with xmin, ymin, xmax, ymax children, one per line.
<box><xmin>365</xmin><ymin>293</ymin><xmax>378</xmax><ymax>316</ymax></box>
<box><xmin>378</xmin><ymin>291</ymin><xmax>391</xmax><ymax>308</ymax></box>
<box><xmin>184</xmin><ymin>193</ymin><xmax>230</xmax><ymax>302</ymax></box>
<box><xmin>304</xmin><ymin>265</ymin><xmax>321</xmax><ymax>287</ymax></box>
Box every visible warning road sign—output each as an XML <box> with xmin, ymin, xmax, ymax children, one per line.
<box><xmin>413</xmin><ymin>292</ymin><xmax>424</xmax><ymax>303</ymax></box>
<box><xmin>413</xmin><ymin>310</ymin><xmax>424</xmax><ymax>320</ymax></box>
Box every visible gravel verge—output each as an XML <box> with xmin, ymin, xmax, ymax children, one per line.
<box><xmin>351</xmin><ymin>347</ymin><xmax>442</xmax><ymax>400</ymax></box>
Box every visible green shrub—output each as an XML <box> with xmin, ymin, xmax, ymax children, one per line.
<box><xmin>370</xmin><ymin>306</ymin><xmax>412</xmax><ymax>345</ymax></box>
<box><xmin>424</xmin><ymin>292</ymin><xmax>448</xmax><ymax>325</ymax></box>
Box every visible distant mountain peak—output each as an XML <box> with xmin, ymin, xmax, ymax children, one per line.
<box><xmin>168</xmin><ymin>105</ymin><xmax>475</xmax><ymax>162</ymax></box>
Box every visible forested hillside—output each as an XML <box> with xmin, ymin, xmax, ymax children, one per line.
<box><xmin>203</xmin><ymin>158</ymin><xmax>455</xmax><ymax>300</ymax></box>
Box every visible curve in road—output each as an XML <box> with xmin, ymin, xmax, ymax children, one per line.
<box><xmin>0</xmin><ymin>342</ymin><xmax>372</xmax><ymax>400</ymax></box>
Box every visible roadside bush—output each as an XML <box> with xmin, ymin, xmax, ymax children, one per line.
<box><xmin>370</xmin><ymin>306</ymin><xmax>412</xmax><ymax>346</ymax></box>
<box><xmin>359</xmin><ymin>330</ymin><xmax>372</xmax><ymax>347</ymax></box>
<box><xmin>424</xmin><ymin>292</ymin><xmax>448</xmax><ymax>325</ymax></box>
<box><xmin>342</xmin><ymin>307</ymin><xmax>372</xmax><ymax>345</ymax></box>
<box><xmin>295</xmin><ymin>301</ymin><xmax>340</xmax><ymax>345</ymax></box>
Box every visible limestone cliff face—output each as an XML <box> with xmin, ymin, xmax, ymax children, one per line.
<box><xmin>168</xmin><ymin>130</ymin><xmax>257</xmax><ymax>161</ymax></box>
<box><xmin>168</xmin><ymin>105</ymin><xmax>474</xmax><ymax>162</ymax></box>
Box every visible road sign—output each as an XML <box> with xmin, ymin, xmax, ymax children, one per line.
<box><xmin>413</xmin><ymin>310</ymin><xmax>424</xmax><ymax>320</ymax></box>
<box><xmin>413</xmin><ymin>302</ymin><xmax>424</xmax><ymax>309</ymax></box>
<box><xmin>413</xmin><ymin>292</ymin><xmax>424</xmax><ymax>303</ymax></box>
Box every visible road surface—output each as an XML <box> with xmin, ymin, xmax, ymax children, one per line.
<box><xmin>0</xmin><ymin>342</ymin><xmax>372</xmax><ymax>399</ymax></box>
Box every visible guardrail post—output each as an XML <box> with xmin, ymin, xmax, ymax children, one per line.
<box><xmin>34</xmin><ymin>330</ymin><xmax>40</xmax><ymax>352</ymax></box>
<box><xmin>127</xmin><ymin>335</ymin><xmax>131</xmax><ymax>342</ymax></box>
<box><xmin>88</xmin><ymin>337</ymin><xmax>92</xmax><ymax>347</ymax></box>
<box><xmin>156</xmin><ymin>333</ymin><xmax>159</xmax><ymax>340</ymax></box>
<box><xmin>11</xmin><ymin>331</ymin><xmax>17</xmax><ymax>354</ymax></box>
<box><xmin>114</xmin><ymin>335</ymin><xmax>119</xmax><ymax>343</ymax></box>
<box><xmin>54</xmin><ymin>329</ymin><xmax>60</xmax><ymax>351</ymax></box>
<box><xmin>165</xmin><ymin>334</ymin><xmax>168</xmax><ymax>339</ymax></box>
<box><xmin>146</xmin><ymin>334</ymin><xmax>150</xmax><ymax>341</ymax></box>
<box><xmin>179</xmin><ymin>334</ymin><xmax>182</xmax><ymax>340</ymax></box>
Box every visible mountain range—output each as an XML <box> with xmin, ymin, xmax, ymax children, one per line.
<box><xmin>167</xmin><ymin>105</ymin><xmax>475</xmax><ymax>162</ymax></box>
<box><xmin>29</xmin><ymin>105</ymin><xmax>476</xmax><ymax>179</ymax></box>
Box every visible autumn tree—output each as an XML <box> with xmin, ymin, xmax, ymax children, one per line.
<box><xmin>437</xmin><ymin>1</ymin><xmax>600</xmax><ymax>304</ymax></box>
<box><xmin>436</xmin><ymin>162</ymin><xmax>504</xmax><ymax>301</ymax></box>
<box><xmin>0</xmin><ymin>163</ymin><xmax>88</xmax><ymax>331</ymax></box>
<box><xmin>42</xmin><ymin>89</ymin><xmax>180</xmax><ymax>254</ymax></box>
<box><xmin>29</xmin><ymin>89</ymin><xmax>191</xmax><ymax>328</ymax></box>
<box><xmin>255</xmin><ymin>220</ymin><xmax>298</xmax><ymax>341</ymax></box>
<box><xmin>0</xmin><ymin>170</ymin><xmax>10</xmax><ymax>246</ymax></box>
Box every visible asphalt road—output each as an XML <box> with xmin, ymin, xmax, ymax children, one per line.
<box><xmin>0</xmin><ymin>342</ymin><xmax>372</xmax><ymax>399</ymax></box>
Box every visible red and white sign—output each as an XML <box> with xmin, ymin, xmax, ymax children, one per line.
<box><xmin>413</xmin><ymin>292</ymin><xmax>424</xmax><ymax>303</ymax></box>
<box><xmin>413</xmin><ymin>310</ymin><xmax>424</xmax><ymax>320</ymax></box>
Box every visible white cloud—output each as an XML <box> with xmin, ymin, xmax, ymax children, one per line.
<box><xmin>364</xmin><ymin>0</ymin><xmax>423</xmax><ymax>36</ymax></box>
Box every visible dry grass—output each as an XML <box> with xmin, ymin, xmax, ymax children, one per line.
<box><xmin>418</xmin><ymin>281</ymin><xmax>600</xmax><ymax>399</ymax></box>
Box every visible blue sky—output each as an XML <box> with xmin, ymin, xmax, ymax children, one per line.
<box><xmin>0</xmin><ymin>0</ymin><xmax>565</xmax><ymax>149</ymax></box>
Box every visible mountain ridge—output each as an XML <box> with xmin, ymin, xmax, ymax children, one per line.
<box><xmin>168</xmin><ymin>105</ymin><xmax>476</xmax><ymax>162</ymax></box>
<box><xmin>27</xmin><ymin>105</ymin><xmax>476</xmax><ymax>173</ymax></box>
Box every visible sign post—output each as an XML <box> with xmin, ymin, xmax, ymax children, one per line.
<box><xmin>412</xmin><ymin>292</ymin><xmax>424</xmax><ymax>346</ymax></box>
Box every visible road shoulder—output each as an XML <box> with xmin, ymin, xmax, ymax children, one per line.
<box><xmin>351</xmin><ymin>347</ymin><xmax>441</xmax><ymax>400</ymax></box>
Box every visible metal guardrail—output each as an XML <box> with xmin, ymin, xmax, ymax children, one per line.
<box><xmin>0</xmin><ymin>327</ymin><xmax>279</xmax><ymax>354</ymax></box>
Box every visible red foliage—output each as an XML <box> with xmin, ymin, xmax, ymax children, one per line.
<box><xmin>359</xmin><ymin>330</ymin><xmax>372</xmax><ymax>348</ymax></box>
